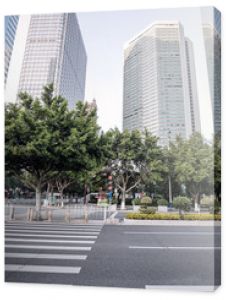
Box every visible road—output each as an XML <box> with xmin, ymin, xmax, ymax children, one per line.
<box><xmin>5</xmin><ymin>222</ymin><xmax>221</xmax><ymax>290</ymax></box>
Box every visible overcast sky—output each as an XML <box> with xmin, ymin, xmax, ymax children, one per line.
<box><xmin>77</xmin><ymin>7</ymin><xmax>213</xmax><ymax>140</ymax></box>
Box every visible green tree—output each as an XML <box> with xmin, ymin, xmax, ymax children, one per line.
<box><xmin>173</xmin><ymin>196</ymin><xmax>191</xmax><ymax>219</ymax></box>
<box><xmin>170</xmin><ymin>133</ymin><xmax>214</xmax><ymax>210</ymax></box>
<box><xmin>214</xmin><ymin>133</ymin><xmax>221</xmax><ymax>202</ymax></box>
<box><xmin>5</xmin><ymin>84</ymin><xmax>102</xmax><ymax>219</ymax></box>
<box><xmin>105</xmin><ymin>129</ymin><xmax>163</xmax><ymax>209</ymax></box>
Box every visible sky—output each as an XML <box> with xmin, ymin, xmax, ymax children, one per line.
<box><xmin>77</xmin><ymin>7</ymin><xmax>213</xmax><ymax>140</ymax></box>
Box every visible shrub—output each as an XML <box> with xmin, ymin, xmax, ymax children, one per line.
<box><xmin>157</xmin><ymin>199</ymin><xmax>168</xmax><ymax>206</ymax></box>
<box><xmin>126</xmin><ymin>213</ymin><xmax>221</xmax><ymax>221</ymax></box>
<box><xmin>139</xmin><ymin>207</ymin><xmax>156</xmax><ymax>214</ymax></box>
<box><xmin>173</xmin><ymin>196</ymin><xmax>191</xmax><ymax>219</ymax></box>
<box><xmin>111</xmin><ymin>197</ymin><xmax>118</xmax><ymax>205</ymax></box>
<box><xmin>184</xmin><ymin>214</ymin><xmax>221</xmax><ymax>221</ymax></box>
<box><xmin>209</xmin><ymin>200</ymin><xmax>221</xmax><ymax>214</ymax></box>
<box><xmin>140</xmin><ymin>196</ymin><xmax>152</xmax><ymax>208</ymax></box>
<box><xmin>200</xmin><ymin>195</ymin><xmax>214</xmax><ymax>208</ymax></box>
<box><xmin>126</xmin><ymin>213</ymin><xmax>179</xmax><ymax>220</ymax></box>
<box><xmin>151</xmin><ymin>194</ymin><xmax>163</xmax><ymax>206</ymax></box>
<box><xmin>132</xmin><ymin>198</ymin><xmax>141</xmax><ymax>205</ymax></box>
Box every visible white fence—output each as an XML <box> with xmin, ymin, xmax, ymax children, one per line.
<box><xmin>5</xmin><ymin>204</ymin><xmax>117</xmax><ymax>224</ymax></box>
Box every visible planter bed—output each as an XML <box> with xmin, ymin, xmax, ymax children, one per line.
<box><xmin>126</xmin><ymin>212</ymin><xmax>221</xmax><ymax>221</ymax></box>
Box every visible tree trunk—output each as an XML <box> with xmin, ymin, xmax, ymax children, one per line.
<box><xmin>59</xmin><ymin>190</ymin><xmax>64</xmax><ymax>207</ymax></box>
<box><xmin>35</xmin><ymin>184</ymin><xmax>42</xmax><ymax>220</ymax></box>
<box><xmin>120</xmin><ymin>190</ymin><xmax>126</xmax><ymax>210</ymax></box>
<box><xmin>84</xmin><ymin>183</ymin><xmax>87</xmax><ymax>205</ymax></box>
<box><xmin>179</xmin><ymin>209</ymin><xmax>184</xmax><ymax>220</ymax></box>
<box><xmin>194</xmin><ymin>192</ymin><xmax>200</xmax><ymax>212</ymax></box>
<box><xmin>46</xmin><ymin>182</ymin><xmax>51</xmax><ymax>201</ymax></box>
<box><xmin>168</xmin><ymin>175</ymin><xmax>173</xmax><ymax>205</ymax></box>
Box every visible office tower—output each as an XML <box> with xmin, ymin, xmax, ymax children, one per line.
<box><xmin>123</xmin><ymin>21</ymin><xmax>201</xmax><ymax>146</ymax></box>
<box><xmin>201</xmin><ymin>7</ymin><xmax>221</xmax><ymax>134</ymax></box>
<box><xmin>5</xmin><ymin>13</ymin><xmax>87</xmax><ymax>109</ymax></box>
<box><xmin>4</xmin><ymin>15</ymin><xmax>19</xmax><ymax>86</ymax></box>
<box><xmin>185</xmin><ymin>38</ymin><xmax>201</xmax><ymax>134</ymax></box>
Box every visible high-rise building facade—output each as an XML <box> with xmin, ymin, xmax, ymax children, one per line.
<box><xmin>123</xmin><ymin>21</ymin><xmax>200</xmax><ymax>146</ymax></box>
<box><xmin>185</xmin><ymin>38</ymin><xmax>201</xmax><ymax>134</ymax></box>
<box><xmin>4</xmin><ymin>15</ymin><xmax>19</xmax><ymax>86</ymax></box>
<box><xmin>5</xmin><ymin>13</ymin><xmax>87</xmax><ymax>109</ymax></box>
<box><xmin>201</xmin><ymin>7</ymin><xmax>221</xmax><ymax>134</ymax></box>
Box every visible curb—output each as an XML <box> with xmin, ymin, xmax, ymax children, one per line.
<box><xmin>122</xmin><ymin>219</ymin><xmax>221</xmax><ymax>226</ymax></box>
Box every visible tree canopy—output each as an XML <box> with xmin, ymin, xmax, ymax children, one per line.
<box><xmin>103</xmin><ymin>129</ymin><xmax>164</xmax><ymax>209</ymax></box>
<box><xmin>169</xmin><ymin>133</ymin><xmax>214</xmax><ymax>207</ymax></box>
<box><xmin>5</xmin><ymin>84</ymin><xmax>102</xmax><ymax>218</ymax></box>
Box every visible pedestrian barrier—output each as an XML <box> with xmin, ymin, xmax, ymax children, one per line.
<box><xmin>5</xmin><ymin>204</ymin><xmax>116</xmax><ymax>224</ymax></box>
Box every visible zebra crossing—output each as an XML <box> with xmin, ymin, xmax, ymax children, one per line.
<box><xmin>5</xmin><ymin>222</ymin><xmax>103</xmax><ymax>276</ymax></box>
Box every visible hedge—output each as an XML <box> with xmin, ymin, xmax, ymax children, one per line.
<box><xmin>126</xmin><ymin>213</ymin><xmax>221</xmax><ymax>221</ymax></box>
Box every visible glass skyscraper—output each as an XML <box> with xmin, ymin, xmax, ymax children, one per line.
<box><xmin>201</xmin><ymin>7</ymin><xmax>221</xmax><ymax>134</ymax></box>
<box><xmin>5</xmin><ymin>13</ymin><xmax>87</xmax><ymax>109</ymax></box>
<box><xmin>4</xmin><ymin>15</ymin><xmax>19</xmax><ymax>86</ymax></box>
<box><xmin>123</xmin><ymin>21</ymin><xmax>200</xmax><ymax>146</ymax></box>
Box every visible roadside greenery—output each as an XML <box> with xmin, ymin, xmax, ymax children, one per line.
<box><xmin>5</xmin><ymin>85</ymin><xmax>103</xmax><ymax>219</ymax></box>
<box><xmin>5</xmin><ymin>85</ymin><xmax>221</xmax><ymax>215</ymax></box>
<box><xmin>126</xmin><ymin>213</ymin><xmax>221</xmax><ymax>221</ymax></box>
<box><xmin>132</xmin><ymin>198</ymin><xmax>141</xmax><ymax>205</ymax></box>
<box><xmin>157</xmin><ymin>199</ymin><xmax>168</xmax><ymax>206</ymax></box>
<box><xmin>104</xmin><ymin>129</ymin><xmax>164</xmax><ymax>209</ymax></box>
<box><xmin>140</xmin><ymin>196</ymin><xmax>152</xmax><ymax>208</ymax></box>
<box><xmin>173</xmin><ymin>196</ymin><xmax>191</xmax><ymax>219</ymax></box>
<box><xmin>139</xmin><ymin>207</ymin><xmax>156</xmax><ymax>214</ymax></box>
<box><xmin>169</xmin><ymin>134</ymin><xmax>214</xmax><ymax>209</ymax></box>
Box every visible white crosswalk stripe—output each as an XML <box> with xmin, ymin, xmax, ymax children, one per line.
<box><xmin>5</xmin><ymin>222</ymin><xmax>102</xmax><ymax>275</ymax></box>
<box><xmin>5</xmin><ymin>244</ymin><xmax>92</xmax><ymax>251</ymax></box>
<box><xmin>5</xmin><ymin>265</ymin><xmax>81</xmax><ymax>274</ymax></box>
<box><xmin>5</xmin><ymin>229</ymin><xmax>100</xmax><ymax>235</ymax></box>
<box><xmin>5</xmin><ymin>226</ymin><xmax>101</xmax><ymax>232</ymax></box>
<box><xmin>6</xmin><ymin>233</ymin><xmax>98</xmax><ymax>239</ymax></box>
<box><xmin>5</xmin><ymin>253</ymin><xmax>87</xmax><ymax>260</ymax></box>
<box><xmin>6</xmin><ymin>238</ymin><xmax>95</xmax><ymax>244</ymax></box>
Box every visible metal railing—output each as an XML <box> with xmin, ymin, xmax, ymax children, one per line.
<box><xmin>5</xmin><ymin>204</ymin><xmax>118</xmax><ymax>224</ymax></box>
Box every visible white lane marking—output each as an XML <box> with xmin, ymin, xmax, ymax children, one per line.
<box><xmin>5</xmin><ymin>230</ymin><xmax>99</xmax><ymax>235</ymax></box>
<box><xmin>5</xmin><ymin>225</ymin><xmax>101</xmax><ymax>232</ymax></box>
<box><xmin>5</xmin><ymin>253</ymin><xmax>87</xmax><ymax>260</ymax></box>
<box><xmin>5</xmin><ymin>238</ymin><xmax>95</xmax><ymax>244</ymax></box>
<box><xmin>124</xmin><ymin>231</ymin><xmax>220</xmax><ymax>235</ymax></box>
<box><xmin>5</xmin><ymin>244</ymin><xmax>91</xmax><ymax>251</ymax></box>
<box><xmin>5</xmin><ymin>233</ymin><xmax>97</xmax><ymax>239</ymax></box>
<box><xmin>5</xmin><ymin>264</ymin><xmax>81</xmax><ymax>274</ymax></box>
<box><xmin>129</xmin><ymin>246</ymin><xmax>221</xmax><ymax>250</ymax></box>
<box><xmin>145</xmin><ymin>285</ymin><xmax>216</xmax><ymax>291</ymax></box>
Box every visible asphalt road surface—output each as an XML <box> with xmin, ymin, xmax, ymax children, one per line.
<box><xmin>5</xmin><ymin>222</ymin><xmax>221</xmax><ymax>290</ymax></box>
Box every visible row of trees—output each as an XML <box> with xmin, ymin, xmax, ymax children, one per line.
<box><xmin>5</xmin><ymin>85</ymin><xmax>221</xmax><ymax>217</ymax></box>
